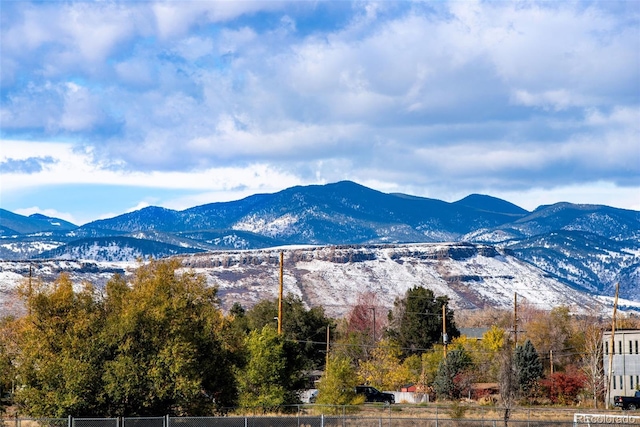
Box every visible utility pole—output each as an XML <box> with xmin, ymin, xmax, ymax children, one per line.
<box><xmin>513</xmin><ymin>293</ymin><xmax>518</xmax><ymax>348</ymax></box>
<box><xmin>370</xmin><ymin>307</ymin><xmax>376</xmax><ymax>344</ymax></box>
<box><xmin>606</xmin><ymin>283</ymin><xmax>619</xmax><ymax>409</ymax></box>
<box><xmin>442</xmin><ymin>304</ymin><xmax>448</xmax><ymax>359</ymax></box>
<box><xmin>28</xmin><ymin>262</ymin><xmax>33</xmax><ymax>315</ymax></box>
<box><xmin>278</xmin><ymin>251</ymin><xmax>284</xmax><ymax>335</ymax></box>
<box><xmin>550</xmin><ymin>350</ymin><xmax>554</xmax><ymax>375</ymax></box>
<box><xmin>326</xmin><ymin>325</ymin><xmax>330</xmax><ymax>367</ymax></box>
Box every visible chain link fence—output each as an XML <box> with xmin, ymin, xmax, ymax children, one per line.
<box><xmin>0</xmin><ymin>419</ymin><xmax>581</xmax><ymax>427</ymax></box>
<box><xmin>1</xmin><ymin>405</ymin><xmax>630</xmax><ymax>427</ymax></box>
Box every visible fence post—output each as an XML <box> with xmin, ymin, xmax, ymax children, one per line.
<box><xmin>68</xmin><ymin>415</ymin><xmax>72</xmax><ymax>427</ymax></box>
<box><xmin>165</xmin><ymin>414</ymin><xmax>169</xmax><ymax>427</ymax></box>
<box><xmin>321</xmin><ymin>414</ymin><xmax>324</xmax><ymax>427</ymax></box>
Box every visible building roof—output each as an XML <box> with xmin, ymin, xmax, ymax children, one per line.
<box><xmin>459</xmin><ymin>327</ymin><xmax>491</xmax><ymax>339</ymax></box>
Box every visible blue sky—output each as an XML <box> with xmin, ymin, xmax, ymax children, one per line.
<box><xmin>1</xmin><ymin>0</ymin><xmax>639</xmax><ymax>226</ymax></box>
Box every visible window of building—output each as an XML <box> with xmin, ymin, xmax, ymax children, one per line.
<box><xmin>636</xmin><ymin>340</ymin><xmax>638</xmax><ymax>354</ymax></box>
<box><xmin>605</xmin><ymin>341</ymin><xmax>609</xmax><ymax>355</ymax></box>
<box><xmin>630</xmin><ymin>341</ymin><xmax>633</xmax><ymax>355</ymax></box>
<box><xmin>614</xmin><ymin>376</ymin><xmax>617</xmax><ymax>389</ymax></box>
<box><xmin>621</xmin><ymin>376</ymin><xmax>624</xmax><ymax>390</ymax></box>
<box><xmin>632</xmin><ymin>376</ymin><xmax>635</xmax><ymax>390</ymax></box>
<box><xmin>619</xmin><ymin>341</ymin><xmax>623</xmax><ymax>355</ymax></box>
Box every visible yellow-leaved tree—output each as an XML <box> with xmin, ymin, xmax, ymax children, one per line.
<box><xmin>357</xmin><ymin>338</ymin><xmax>412</xmax><ymax>391</ymax></box>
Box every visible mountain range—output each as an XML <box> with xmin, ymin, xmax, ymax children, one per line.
<box><xmin>1</xmin><ymin>181</ymin><xmax>639</xmax><ymax>306</ymax></box>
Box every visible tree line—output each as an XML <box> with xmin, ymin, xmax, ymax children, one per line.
<box><xmin>0</xmin><ymin>259</ymin><xmax>632</xmax><ymax>417</ymax></box>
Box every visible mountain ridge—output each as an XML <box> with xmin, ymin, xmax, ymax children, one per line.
<box><xmin>1</xmin><ymin>181</ymin><xmax>638</xmax><ymax>303</ymax></box>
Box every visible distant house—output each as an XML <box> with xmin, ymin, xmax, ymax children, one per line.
<box><xmin>603</xmin><ymin>329</ymin><xmax>640</xmax><ymax>403</ymax></box>
<box><xmin>459</xmin><ymin>327</ymin><xmax>490</xmax><ymax>340</ymax></box>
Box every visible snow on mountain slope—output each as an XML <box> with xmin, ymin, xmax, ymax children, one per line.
<box><xmin>0</xmin><ymin>260</ymin><xmax>133</xmax><ymax>317</ymax></box>
<box><xmin>0</xmin><ymin>243</ymin><xmax>626</xmax><ymax>320</ymax></box>
<box><xmin>181</xmin><ymin>243</ymin><xmax>609</xmax><ymax>317</ymax></box>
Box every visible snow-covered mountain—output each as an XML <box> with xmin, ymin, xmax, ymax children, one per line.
<box><xmin>1</xmin><ymin>181</ymin><xmax>638</xmax><ymax>303</ymax></box>
<box><xmin>2</xmin><ymin>243</ymin><xmax>634</xmax><ymax>320</ymax></box>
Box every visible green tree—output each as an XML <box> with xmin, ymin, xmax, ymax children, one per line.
<box><xmin>418</xmin><ymin>347</ymin><xmax>446</xmax><ymax>390</ymax></box>
<box><xmin>101</xmin><ymin>260</ymin><xmax>236</xmax><ymax>415</ymax></box>
<box><xmin>433</xmin><ymin>348</ymin><xmax>473</xmax><ymax>400</ymax></box>
<box><xmin>237</xmin><ymin>325</ymin><xmax>305</xmax><ymax>411</ymax></box>
<box><xmin>316</xmin><ymin>354</ymin><xmax>362</xmax><ymax>408</ymax></box>
<box><xmin>245</xmin><ymin>294</ymin><xmax>334</xmax><ymax>369</ymax></box>
<box><xmin>0</xmin><ymin>317</ymin><xmax>17</xmax><ymax>413</ymax></box>
<box><xmin>13</xmin><ymin>274</ymin><xmax>106</xmax><ymax>417</ymax></box>
<box><xmin>10</xmin><ymin>261</ymin><xmax>238</xmax><ymax>417</ymax></box>
<box><xmin>332</xmin><ymin>320</ymin><xmax>370</xmax><ymax>368</ymax></box>
<box><xmin>515</xmin><ymin>339</ymin><xmax>543</xmax><ymax>397</ymax></box>
<box><xmin>388</xmin><ymin>286</ymin><xmax>458</xmax><ymax>357</ymax></box>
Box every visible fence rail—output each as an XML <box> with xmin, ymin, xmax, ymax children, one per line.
<box><xmin>0</xmin><ymin>418</ymin><xmax>587</xmax><ymax>427</ymax></box>
<box><xmin>1</xmin><ymin>404</ymin><xmax>630</xmax><ymax>427</ymax></box>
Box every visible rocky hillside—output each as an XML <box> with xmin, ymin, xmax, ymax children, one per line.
<box><xmin>2</xmin><ymin>243</ymin><xmax>631</xmax><ymax>320</ymax></box>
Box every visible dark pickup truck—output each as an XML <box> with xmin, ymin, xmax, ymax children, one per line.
<box><xmin>614</xmin><ymin>391</ymin><xmax>640</xmax><ymax>410</ymax></box>
<box><xmin>355</xmin><ymin>385</ymin><xmax>395</xmax><ymax>404</ymax></box>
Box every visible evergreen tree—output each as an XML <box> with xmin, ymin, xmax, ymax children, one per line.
<box><xmin>515</xmin><ymin>339</ymin><xmax>543</xmax><ymax>396</ymax></box>
<box><xmin>388</xmin><ymin>286</ymin><xmax>459</xmax><ymax>357</ymax></box>
<box><xmin>433</xmin><ymin>348</ymin><xmax>473</xmax><ymax>400</ymax></box>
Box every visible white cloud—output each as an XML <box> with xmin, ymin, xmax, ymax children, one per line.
<box><xmin>60</xmin><ymin>82</ymin><xmax>104</xmax><ymax>131</ymax></box>
<box><xmin>14</xmin><ymin>206</ymin><xmax>78</xmax><ymax>225</ymax></box>
<box><xmin>493</xmin><ymin>182</ymin><xmax>640</xmax><ymax>212</ymax></box>
<box><xmin>1</xmin><ymin>1</ymin><xmax>639</xmax><ymax>221</ymax></box>
<box><xmin>1</xmin><ymin>140</ymin><xmax>302</xmax><ymax>194</ymax></box>
<box><xmin>114</xmin><ymin>58</ymin><xmax>156</xmax><ymax>87</ymax></box>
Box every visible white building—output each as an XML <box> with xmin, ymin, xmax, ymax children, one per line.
<box><xmin>603</xmin><ymin>329</ymin><xmax>640</xmax><ymax>402</ymax></box>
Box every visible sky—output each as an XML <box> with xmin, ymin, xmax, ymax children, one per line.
<box><xmin>1</xmin><ymin>1</ymin><xmax>639</xmax><ymax>226</ymax></box>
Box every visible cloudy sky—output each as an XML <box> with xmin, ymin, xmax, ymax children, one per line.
<box><xmin>1</xmin><ymin>1</ymin><xmax>639</xmax><ymax>226</ymax></box>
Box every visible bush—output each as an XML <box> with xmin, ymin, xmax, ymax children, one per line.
<box><xmin>540</xmin><ymin>370</ymin><xmax>587</xmax><ymax>405</ymax></box>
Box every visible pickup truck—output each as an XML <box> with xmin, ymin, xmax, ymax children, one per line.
<box><xmin>614</xmin><ymin>390</ymin><xmax>640</xmax><ymax>410</ymax></box>
<box><xmin>355</xmin><ymin>385</ymin><xmax>395</xmax><ymax>404</ymax></box>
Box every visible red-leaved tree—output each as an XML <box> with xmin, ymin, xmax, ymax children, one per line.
<box><xmin>540</xmin><ymin>368</ymin><xmax>587</xmax><ymax>405</ymax></box>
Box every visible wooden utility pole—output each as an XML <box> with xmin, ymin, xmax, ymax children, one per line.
<box><xmin>370</xmin><ymin>307</ymin><xmax>376</xmax><ymax>343</ymax></box>
<box><xmin>326</xmin><ymin>325</ymin><xmax>330</xmax><ymax>367</ymax></box>
<box><xmin>28</xmin><ymin>263</ymin><xmax>33</xmax><ymax>315</ymax></box>
<box><xmin>606</xmin><ymin>283</ymin><xmax>619</xmax><ymax>409</ymax></box>
<box><xmin>442</xmin><ymin>304</ymin><xmax>448</xmax><ymax>358</ymax></box>
<box><xmin>513</xmin><ymin>293</ymin><xmax>518</xmax><ymax>347</ymax></box>
<box><xmin>278</xmin><ymin>251</ymin><xmax>284</xmax><ymax>335</ymax></box>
